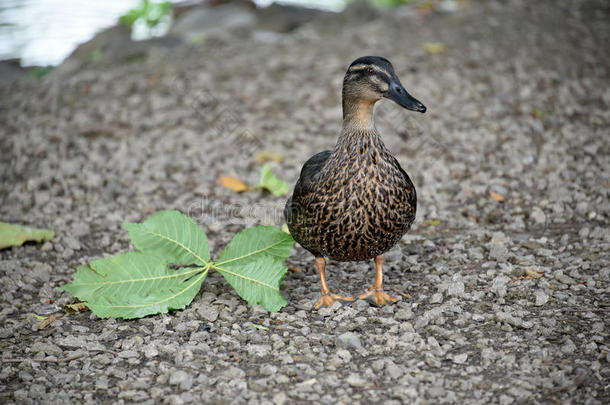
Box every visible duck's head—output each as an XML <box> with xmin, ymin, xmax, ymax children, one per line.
<box><xmin>342</xmin><ymin>56</ymin><xmax>426</xmax><ymax>125</ymax></box>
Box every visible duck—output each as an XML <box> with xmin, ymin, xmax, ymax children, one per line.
<box><xmin>284</xmin><ymin>56</ymin><xmax>426</xmax><ymax>309</ymax></box>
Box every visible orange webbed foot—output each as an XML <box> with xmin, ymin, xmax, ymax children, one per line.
<box><xmin>358</xmin><ymin>287</ymin><xmax>398</xmax><ymax>307</ymax></box>
<box><xmin>314</xmin><ymin>293</ymin><xmax>355</xmax><ymax>309</ymax></box>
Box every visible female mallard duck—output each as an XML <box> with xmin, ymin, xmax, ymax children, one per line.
<box><xmin>284</xmin><ymin>56</ymin><xmax>426</xmax><ymax>309</ymax></box>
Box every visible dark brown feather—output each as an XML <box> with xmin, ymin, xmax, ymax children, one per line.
<box><xmin>285</xmin><ymin>127</ymin><xmax>416</xmax><ymax>261</ymax></box>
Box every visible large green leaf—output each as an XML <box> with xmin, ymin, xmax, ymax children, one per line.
<box><xmin>215</xmin><ymin>226</ymin><xmax>293</xmax><ymax>311</ymax></box>
<box><xmin>61</xmin><ymin>252</ymin><xmax>208</xmax><ymax>319</ymax></box>
<box><xmin>0</xmin><ymin>222</ymin><xmax>54</xmax><ymax>250</ymax></box>
<box><xmin>214</xmin><ymin>255</ymin><xmax>288</xmax><ymax>312</ymax></box>
<box><xmin>124</xmin><ymin>210</ymin><xmax>210</xmax><ymax>266</ymax></box>
<box><xmin>216</xmin><ymin>226</ymin><xmax>293</xmax><ymax>267</ymax></box>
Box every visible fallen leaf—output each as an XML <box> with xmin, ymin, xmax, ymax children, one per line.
<box><xmin>0</xmin><ymin>222</ymin><xmax>55</xmax><ymax>250</ymax></box>
<box><xmin>64</xmin><ymin>302</ymin><xmax>89</xmax><ymax>314</ymax></box>
<box><xmin>524</xmin><ymin>269</ymin><xmax>544</xmax><ymax>279</ymax></box>
<box><xmin>252</xmin><ymin>323</ymin><xmax>269</xmax><ymax>331</ymax></box>
<box><xmin>255</xmin><ymin>151</ymin><xmax>284</xmax><ymax>164</ymax></box>
<box><xmin>490</xmin><ymin>191</ymin><xmax>505</xmax><ymax>202</ymax></box>
<box><xmin>31</xmin><ymin>314</ymin><xmax>48</xmax><ymax>320</ymax></box>
<box><xmin>38</xmin><ymin>314</ymin><xmax>57</xmax><ymax>330</ymax></box>
<box><xmin>428</xmin><ymin>219</ymin><xmax>440</xmax><ymax>226</ymax></box>
<box><xmin>531</xmin><ymin>108</ymin><xmax>544</xmax><ymax>119</ymax></box>
<box><xmin>425</xmin><ymin>42</ymin><xmax>447</xmax><ymax>54</ymax></box>
<box><xmin>217</xmin><ymin>175</ymin><xmax>249</xmax><ymax>192</ymax></box>
<box><xmin>259</xmin><ymin>164</ymin><xmax>289</xmax><ymax>197</ymax></box>
<box><xmin>288</xmin><ymin>267</ymin><xmax>301</xmax><ymax>273</ymax></box>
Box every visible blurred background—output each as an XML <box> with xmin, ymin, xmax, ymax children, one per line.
<box><xmin>1</xmin><ymin>1</ymin><xmax>608</xmax><ymax>403</ymax></box>
<box><xmin>1</xmin><ymin>0</ymin><xmax>385</xmax><ymax>67</ymax></box>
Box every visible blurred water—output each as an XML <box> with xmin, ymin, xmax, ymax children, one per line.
<box><xmin>0</xmin><ymin>0</ymin><xmax>344</xmax><ymax>67</ymax></box>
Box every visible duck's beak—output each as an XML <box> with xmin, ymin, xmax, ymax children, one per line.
<box><xmin>385</xmin><ymin>79</ymin><xmax>426</xmax><ymax>113</ymax></box>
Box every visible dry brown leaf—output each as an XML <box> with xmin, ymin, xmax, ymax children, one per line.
<box><xmin>38</xmin><ymin>314</ymin><xmax>57</xmax><ymax>330</ymax></box>
<box><xmin>255</xmin><ymin>151</ymin><xmax>284</xmax><ymax>164</ymax></box>
<box><xmin>490</xmin><ymin>191</ymin><xmax>505</xmax><ymax>202</ymax></box>
<box><xmin>524</xmin><ymin>269</ymin><xmax>544</xmax><ymax>279</ymax></box>
<box><xmin>64</xmin><ymin>302</ymin><xmax>89</xmax><ymax>314</ymax></box>
<box><xmin>217</xmin><ymin>175</ymin><xmax>249</xmax><ymax>192</ymax></box>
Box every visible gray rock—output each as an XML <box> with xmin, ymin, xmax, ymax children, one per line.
<box><xmin>144</xmin><ymin>346</ymin><xmax>159</xmax><ymax>359</ymax></box>
<box><xmin>489</xmin><ymin>242</ymin><xmax>509</xmax><ymax>262</ymax></box>
<box><xmin>452</xmin><ymin>353</ymin><xmax>468</xmax><ymax>364</ymax></box>
<box><xmin>531</xmin><ymin>207</ymin><xmax>546</xmax><ymax>225</ymax></box>
<box><xmin>561</xmin><ymin>339</ymin><xmax>577</xmax><ymax>354</ymax></box>
<box><xmin>57</xmin><ymin>335</ymin><xmax>85</xmax><ymax>348</ymax></box>
<box><xmin>118</xmin><ymin>350</ymin><xmax>139</xmax><ymax>359</ymax></box>
<box><xmin>395</xmin><ymin>307</ymin><xmax>413</xmax><ymax>321</ymax></box>
<box><xmin>247</xmin><ymin>344</ymin><xmax>271</xmax><ymax>357</ymax></box>
<box><xmin>273</xmin><ymin>392</ymin><xmax>287</xmax><ymax>405</ymax></box>
<box><xmin>491</xmin><ymin>275</ymin><xmax>511</xmax><ymax>298</ymax></box>
<box><xmin>346</xmin><ymin>373</ymin><xmax>367</xmax><ymax>387</ymax></box>
<box><xmin>63</xmin><ymin>235</ymin><xmax>81</xmax><ymax>251</ymax></box>
<box><xmin>169</xmin><ymin>370</ymin><xmax>193</xmax><ymax>390</ymax></box>
<box><xmin>447</xmin><ymin>273</ymin><xmax>465</xmax><ymax>297</ymax></box>
<box><xmin>196</xmin><ymin>304</ymin><xmax>219</xmax><ymax>322</ymax></box>
<box><xmin>336</xmin><ymin>332</ymin><xmax>362</xmax><ymax>350</ymax></box>
<box><xmin>430</xmin><ymin>293</ymin><xmax>443</xmax><ymax>304</ymax></box>
<box><xmin>534</xmin><ymin>290</ymin><xmax>549</xmax><ymax>306</ymax></box>
<box><xmin>385</xmin><ymin>362</ymin><xmax>403</xmax><ymax>379</ymax></box>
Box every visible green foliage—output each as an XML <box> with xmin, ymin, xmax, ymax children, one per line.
<box><xmin>347</xmin><ymin>0</ymin><xmax>412</xmax><ymax>8</ymax></box>
<box><xmin>90</xmin><ymin>49</ymin><xmax>103</xmax><ymax>62</ymax></box>
<box><xmin>125</xmin><ymin>210</ymin><xmax>210</xmax><ymax>265</ymax></box>
<box><xmin>215</xmin><ymin>226</ymin><xmax>294</xmax><ymax>311</ymax></box>
<box><xmin>61</xmin><ymin>211</ymin><xmax>294</xmax><ymax>319</ymax></box>
<box><xmin>0</xmin><ymin>222</ymin><xmax>54</xmax><ymax>250</ymax></box>
<box><xmin>259</xmin><ymin>164</ymin><xmax>289</xmax><ymax>196</ymax></box>
<box><xmin>62</xmin><ymin>252</ymin><xmax>208</xmax><ymax>319</ymax></box>
<box><xmin>29</xmin><ymin>66</ymin><xmax>54</xmax><ymax>79</ymax></box>
<box><xmin>119</xmin><ymin>0</ymin><xmax>172</xmax><ymax>29</ymax></box>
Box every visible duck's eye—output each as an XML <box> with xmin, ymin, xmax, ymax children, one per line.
<box><xmin>366</xmin><ymin>67</ymin><xmax>374</xmax><ymax>75</ymax></box>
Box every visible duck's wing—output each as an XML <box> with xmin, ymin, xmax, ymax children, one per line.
<box><xmin>294</xmin><ymin>150</ymin><xmax>332</xmax><ymax>194</ymax></box>
<box><xmin>284</xmin><ymin>150</ymin><xmax>332</xmax><ymax>224</ymax></box>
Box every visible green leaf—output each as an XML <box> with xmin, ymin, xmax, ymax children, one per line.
<box><xmin>0</xmin><ymin>222</ymin><xmax>54</xmax><ymax>250</ymax></box>
<box><xmin>259</xmin><ymin>164</ymin><xmax>289</xmax><ymax>196</ymax></box>
<box><xmin>61</xmin><ymin>252</ymin><xmax>208</xmax><ymax>319</ymax></box>
<box><xmin>215</xmin><ymin>226</ymin><xmax>294</xmax><ymax>311</ymax></box>
<box><xmin>119</xmin><ymin>0</ymin><xmax>172</xmax><ymax>28</ymax></box>
<box><xmin>215</xmin><ymin>255</ymin><xmax>287</xmax><ymax>312</ymax></box>
<box><xmin>217</xmin><ymin>226</ymin><xmax>293</xmax><ymax>267</ymax></box>
<box><xmin>124</xmin><ymin>210</ymin><xmax>210</xmax><ymax>266</ymax></box>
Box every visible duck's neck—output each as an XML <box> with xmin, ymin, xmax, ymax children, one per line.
<box><xmin>338</xmin><ymin>96</ymin><xmax>382</xmax><ymax>146</ymax></box>
<box><xmin>342</xmin><ymin>97</ymin><xmax>378</xmax><ymax>131</ymax></box>
<box><xmin>335</xmin><ymin>98</ymin><xmax>386</xmax><ymax>155</ymax></box>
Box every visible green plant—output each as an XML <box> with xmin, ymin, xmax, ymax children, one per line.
<box><xmin>29</xmin><ymin>66</ymin><xmax>54</xmax><ymax>79</ymax></box>
<box><xmin>119</xmin><ymin>0</ymin><xmax>172</xmax><ymax>29</ymax></box>
<box><xmin>0</xmin><ymin>222</ymin><xmax>54</xmax><ymax>250</ymax></box>
<box><xmin>61</xmin><ymin>210</ymin><xmax>294</xmax><ymax>319</ymax></box>
<box><xmin>368</xmin><ymin>0</ymin><xmax>411</xmax><ymax>7</ymax></box>
<box><xmin>344</xmin><ymin>0</ymin><xmax>413</xmax><ymax>8</ymax></box>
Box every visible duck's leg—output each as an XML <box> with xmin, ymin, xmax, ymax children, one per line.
<box><xmin>359</xmin><ymin>255</ymin><xmax>398</xmax><ymax>306</ymax></box>
<box><xmin>314</xmin><ymin>257</ymin><xmax>355</xmax><ymax>309</ymax></box>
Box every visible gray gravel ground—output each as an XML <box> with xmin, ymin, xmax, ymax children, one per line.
<box><xmin>1</xmin><ymin>0</ymin><xmax>609</xmax><ymax>403</ymax></box>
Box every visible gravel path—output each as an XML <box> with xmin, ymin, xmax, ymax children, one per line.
<box><xmin>1</xmin><ymin>0</ymin><xmax>609</xmax><ymax>403</ymax></box>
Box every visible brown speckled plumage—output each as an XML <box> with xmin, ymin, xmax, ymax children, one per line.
<box><xmin>285</xmin><ymin>127</ymin><xmax>416</xmax><ymax>261</ymax></box>
<box><xmin>284</xmin><ymin>56</ymin><xmax>426</xmax><ymax>308</ymax></box>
